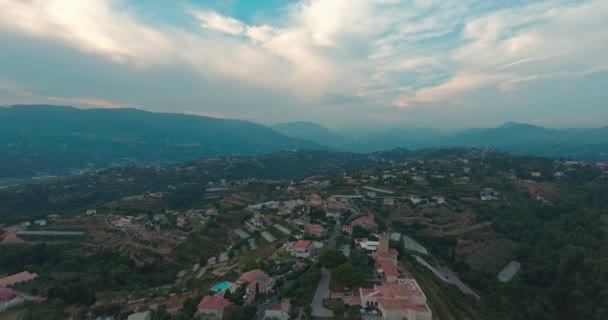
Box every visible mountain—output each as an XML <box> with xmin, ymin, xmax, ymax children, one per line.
<box><xmin>270</xmin><ymin>121</ymin><xmax>350</xmax><ymax>149</ymax></box>
<box><xmin>0</xmin><ymin>105</ymin><xmax>324</xmax><ymax>178</ymax></box>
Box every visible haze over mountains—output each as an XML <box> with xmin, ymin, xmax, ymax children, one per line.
<box><xmin>273</xmin><ymin>121</ymin><xmax>608</xmax><ymax>160</ymax></box>
<box><xmin>1</xmin><ymin>105</ymin><xmax>607</xmax><ymax>179</ymax></box>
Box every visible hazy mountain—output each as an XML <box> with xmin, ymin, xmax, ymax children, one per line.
<box><xmin>0</xmin><ymin>105</ymin><xmax>323</xmax><ymax>178</ymax></box>
<box><xmin>270</xmin><ymin>121</ymin><xmax>350</xmax><ymax>149</ymax></box>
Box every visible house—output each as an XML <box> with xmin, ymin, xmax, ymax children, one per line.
<box><xmin>431</xmin><ymin>196</ymin><xmax>445</xmax><ymax>205</ymax></box>
<box><xmin>342</xmin><ymin>225</ymin><xmax>353</xmax><ymax>235</ymax></box>
<box><xmin>148</xmin><ymin>192</ymin><xmax>164</xmax><ymax>198</ymax></box>
<box><xmin>85</xmin><ymin>209</ymin><xmax>97</xmax><ymax>215</ymax></box>
<box><xmin>127</xmin><ymin>311</ymin><xmax>151</xmax><ymax>320</ymax></box>
<box><xmin>264</xmin><ymin>299</ymin><xmax>291</xmax><ymax>320</ymax></box>
<box><xmin>358</xmin><ymin>279</ymin><xmax>432</xmax><ymax>320</ymax></box>
<box><xmin>352</xmin><ymin>215</ymin><xmax>377</xmax><ymax>230</ymax></box>
<box><xmin>530</xmin><ymin>172</ymin><xmax>541</xmax><ymax>177</ymax></box>
<box><xmin>176</xmin><ymin>216</ymin><xmax>187</xmax><ymax>227</ymax></box>
<box><xmin>290</xmin><ymin>240</ymin><xmax>316</xmax><ymax>259</ymax></box>
<box><xmin>305</xmin><ymin>224</ymin><xmax>324</xmax><ymax>237</ymax></box>
<box><xmin>197</xmin><ymin>296</ymin><xmax>231</xmax><ymax>320</ymax></box>
<box><xmin>237</xmin><ymin>269</ymin><xmax>267</xmax><ymax>285</ymax></box>
<box><xmin>246</xmin><ymin>275</ymin><xmax>275</xmax><ymax>302</ymax></box>
<box><xmin>377</xmin><ymin>259</ymin><xmax>400</xmax><ymax>283</ymax></box>
<box><xmin>366</xmin><ymin>191</ymin><xmax>377</xmax><ymax>198</ymax></box>
<box><xmin>480</xmin><ymin>188</ymin><xmax>498</xmax><ymax>201</ymax></box>
<box><xmin>305</xmin><ymin>194</ymin><xmax>325</xmax><ymax>210</ymax></box>
<box><xmin>289</xmin><ymin>218</ymin><xmax>310</xmax><ymax>229</ymax></box>
<box><xmin>383</xmin><ymin>198</ymin><xmax>395</xmax><ymax>206</ymax></box>
<box><xmin>0</xmin><ymin>287</ymin><xmax>16</xmax><ymax>302</ymax></box>
<box><xmin>34</xmin><ymin>219</ymin><xmax>47</xmax><ymax>226</ymax></box>
<box><xmin>355</xmin><ymin>238</ymin><xmax>380</xmax><ymax>252</ymax></box>
<box><xmin>409</xmin><ymin>196</ymin><xmax>423</xmax><ymax>205</ymax></box>
<box><xmin>327</xmin><ymin>195</ymin><xmax>349</xmax><ymax>209</ymax></box>
<box><xmin>0</xmin><ymin>271</ymin><xmax>38</xmax><ymax>288</ymax></box>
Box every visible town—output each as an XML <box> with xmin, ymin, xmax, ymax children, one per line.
<box><xmin>1</xmin><ymin>148</ymin><xmax>607</xmax><ymax>319</ymax></box>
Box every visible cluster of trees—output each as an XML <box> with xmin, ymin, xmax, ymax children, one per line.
<box><xmin>319</xmin><ymin>250</ymin><xmax>366</xmax><ymax>289</ymax></box>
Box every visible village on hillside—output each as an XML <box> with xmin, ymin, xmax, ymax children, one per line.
<box><xmin>1</xmin><ymin>149</ymin><xmax>606</xmax><ymax>320</ymax></box>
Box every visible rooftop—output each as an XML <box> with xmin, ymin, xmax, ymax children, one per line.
<box><xmin>294</xmin><ymin>240</ymin><xmax>312</xmax><ymax>250</ymax></box>
<box><xmin>197</xmin><ymin>295</ymin><xmax>231</xmax><ymax>310</ymax></box>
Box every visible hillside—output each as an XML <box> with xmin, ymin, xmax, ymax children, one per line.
<box><xmin>270</xmin><ymin>121</ymin><xmax>350</xmax><ymax>149</ymax></box>
<box><xmin>0</xmin><ymin>105</ymin><xmax>324</xmax><ymax>178</ymax></box>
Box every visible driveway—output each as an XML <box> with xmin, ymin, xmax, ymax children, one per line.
<box><xmin>311</xmin><ymin>267</ymin><xmax>334</xmax><ymax>318</ymax></box>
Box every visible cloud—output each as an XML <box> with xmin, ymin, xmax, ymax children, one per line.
<box><xmin>0</xmin><ymin>0</ymin><xmax>607</xmax><ymax>127</ymax></box>
<box><xmin>194</xmin><ymin>10</ymin><xmax>246</xmax><ymax>35</ymax></box>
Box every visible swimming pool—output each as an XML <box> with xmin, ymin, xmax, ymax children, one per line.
<box><xmin>211</xmin><ymin>281</ymin><xmax>231</xmax><ymax>292</ymax></box>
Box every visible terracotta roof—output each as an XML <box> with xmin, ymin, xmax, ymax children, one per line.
<box><xmin>377</xmin><ymin>298</ymin><xmax>429</xmax><ymax>312</ymax></box>
<box><xmin>197</xmin><ymin>296</ymin><xmax>231</xmax><ymax>310</ymax></box>
<box><xmin>294</xmin><ymin>240</ymin><xmax>312</xmax><ymax>250</ymax></box>
<box><xmin>238</xmin><ymin>269</ymin><xmax>266</xmax><ymax>284</ymax></box>
<box><xmin>342</xmin><ymin>225</ymin><xmax>352</xmax><ymax>230</ymax></box>
<box><xmin>352</xmin><ymin>215</ymin><xmax>375</xmax><ymax>227</ymax></box>
<box><xmin>379</xmin><ymin>260</ymin><xmax>399</xmax><ymax>277</ymax></box>
<box><xmin>0</xmin><ymin>287</ymin><xmax>15</xmax><ymax>300</ymax></box>
<box><xmin>0</xmin><ymin>271</ymin><xmax>37</xmax><ymax>287</ymax></box>
<box><xmin>305</xmin><ymin>224</ymin><xmax>324</xmax><ymax>236</ymax></box>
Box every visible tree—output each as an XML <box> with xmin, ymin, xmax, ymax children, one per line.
<box><xmin>303</xmin><ymin>305</ymin><xmax>313</xmax><ymax>319</ymax></box>
<box><xmin>318</xmin><ymin>250</ymin><xmax>348</xmax><ymax>269</ymax></box>
<box><xmin>331</xmin><ymin>264</ymin><xmax>366</xmax><ymax>288</ymax></box>
<box><xmin>224</xmin><ymin>305</ymin><xmax>257</xmax><ymax>320</ymax></box>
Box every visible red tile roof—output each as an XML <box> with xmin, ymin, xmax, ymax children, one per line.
<box><xmin>342</xmin><ymin>225</ymin><xmax>352</xmax><ymax>230</ymax></box>
<box><xmin>0</xmin><ymin>271</ymin><xmax>37</xmax><ymax>287</ymax></box>
<box><xmin>197</xmin><ymin>296</ymin><xmax>231</xmax><ymax>310</ymax></box>
<box><xmin>379</xmin><ymin>260</ymin><xmax>399</xmax><ymax>277</ymax></box>
<box><xmin>352</xmin><ymin>215</ymin><xmax>376</xmax><ymax>227</ymax></box>
<box><xmin>238</xmin><ymin>269</ymin><xmax>266</xmax><ymax>284</ymax></box>
<box><xmin>305</xmin><ymin>224</ymin><xmax>324</xmax><ymax>236</ymax></box>
<box><xmin>0</xmin><ymin>287</ymin><xmax>15</xmax><ymax>300</ymax></box>
<box><xmin>377</xmin><ymin>298</ymin><xmax>429</xmax><ymax>312</ymax></box>
<box><xmin>294</xmin><ymin>240</ymin><xmax>312</xmax><ymax>250</ymax></box>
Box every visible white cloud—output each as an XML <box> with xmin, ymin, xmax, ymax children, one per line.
<box><xmin>194</xmin><ymin>10</ymin><xmax>246</xmax><ymax>35</ymax></box>
<box><xmin>0</xmin><ymin>0</ymin><xmax>606</xmax><ymax>120</ymax></box>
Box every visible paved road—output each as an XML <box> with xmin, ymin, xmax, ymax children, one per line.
<box><xmin>311</xmin><ymin>267</ymin><xmax>334</xmax><ymax>318</ymax></box>
<box><xmin>311</xmin><ymin>218</ymin><xmax>342</xmax><ymax>318</ymax></box>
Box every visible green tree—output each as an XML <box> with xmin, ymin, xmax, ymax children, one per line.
<box><xmin>318</xmin><ymin>250</ymin><xmax>348</xmax><ymax>269</ymax></box>
<box><xmin>332</xmin><ymin>264</ymin><xmax>366</xmax><ymax>288</ymax></box>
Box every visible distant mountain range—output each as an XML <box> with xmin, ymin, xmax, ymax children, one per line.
<box><xmin>1</xmin><ymin>105</ymin><xmax>606</xmax><ymax>179</ymax></box>
<box><xmin>272</xmin><ymin>121</ymin><xmax>608</xmax><ymax>160</ymax></box>
<box><xmin>0</xmin><ymin>105</ymin><xmax>321</xmax><ymax>178</ymax></box>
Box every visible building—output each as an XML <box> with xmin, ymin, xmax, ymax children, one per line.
<box><xmin>383</xmin><ymin>198</ymin><xmax>395</xmax><ymax>206</ymax></box>
<box><xmin>0</xmin><ymin>271</ymin><xmax>38</xmax><ymax>287</ymax></box>
<box><xmin>409</xmin><ymin>196</ymin><xmax>423</xmax><ymax>205</ymax></box>
<box><xmin>352</xmin><ymin>215</ymin><xmax>377</xmax><ymax>230</ymax></box>
<box><xmin>290</xmin><ymin>240</ymin><xmax>316</xmax><ymax>259</ymax></box>
<box><xmin>305</xmin><ymin>224</ymin><xmax>324</xmax><ymax>237</ymax></box>
<box><xmin>431</xmin><ymin>196</ymin><xmax>445</xmax><ymax>205</ymax></box>
<box><xmin>305</xmin><ymin>194</ymin><xmax>325</xmax><ymax>210</ymax></box>
<box><xmin>342</xmin><ymin>225</ymin><xmax>353</xmax><ymax>235</ymax></box>
<box><xmin>237</xmin><ymin>269</ymin><xmax>267</xmax><ymax>285</ymax></box>
<box><xmin>34</xmin><ymin>219</ymin><xmax>47</xmax><ymax>226</ymax></box>
<box><xmin>197</xmin><ymin>296</ymin><xmax>231</xmax><ymax>320</ymax></box>
<box><xmin>327</xmin><ymin>195</ymin><xmax>349</xmax><ymax>209</ymax></box>
<box><xmin>0</xmin><ymin>287</ymin><xmax>16</xmax><ymax>302</ymax></box>
<box><xmin>127</xmin><ymin>311</ymin><xmax>151</xmax><ymax>320</ymax></box>
<box><xmin>355</xmin><ymin>238</ymin><xmax>380</xmax><ymax>252</ymax></box>
<box><xmin>246</xmin><ymin>275</ymin><xmax>275</xmax><ymax>302</ymax></box>
<box><xmin>359</xmin><ymin>280</ymin><xmax>432</xmax><ymax>320</ymax></box>
<box><xmin>264</xmin><ymin>299</ymin><xmax>291</xmax><ymax>320</ymax></box>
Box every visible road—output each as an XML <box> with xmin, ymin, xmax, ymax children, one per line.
<box><xmin>311</xmin><ymin>267</ymin><xmax>334</xmax><ymax>318</ymax></box>
<box><xmin>310</xmin><ymin>217</ymin><xmax>342</xmax><ymax>318</ymax></box>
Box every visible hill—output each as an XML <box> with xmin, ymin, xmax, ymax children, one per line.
<box><xmin>270</xmin><ymin>121</ymin><xmax>350</xmax><ymax>149</ymax></box>
<box><xmin>0</xmin><ymin>105</ymin><xmax>325</xmax><ymax>178</ymax></box>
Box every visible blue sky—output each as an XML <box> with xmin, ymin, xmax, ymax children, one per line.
<box><xmin>0</xmin><ymin>0</ymin><xmax>606</xmax><ymax>129</ymax></box>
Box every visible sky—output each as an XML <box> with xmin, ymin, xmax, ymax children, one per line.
<box><xmin>0</xmin><ymin>0</ymin><xmax>607</xmax><ymax>129</ymax></box>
